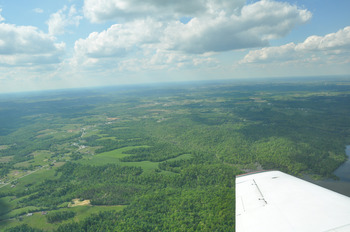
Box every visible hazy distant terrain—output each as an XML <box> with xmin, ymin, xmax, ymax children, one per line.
<box><xmin>1</xmin><ymin>78</ymin><xmax>350</xmax><ymax>231</ymax></box>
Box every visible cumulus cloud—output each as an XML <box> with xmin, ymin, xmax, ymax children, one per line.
<box><xmin>0</xmin><ymin>23</ymin><xmax>65</xmax><ymax>66</ymax></box>
<box><xmin>83</xmin><ymin>0</ymin><xmax>212</xmax><ymax>23</ymax></box>
<box><xmin>296</xmin><ymin>26</ymin><xmax>350</xmax><ymax>52</ymax></box>
<box><xmin>77</xmin><ymin>0</ymin><xmax>311</xmax><ymax>63</ymax></box>
<box><xmin>163</xmin><ymin>0</ymin><xmax>311</xmax><ymax>54</ymax></box>
<box><xmin>241</xmin><ymin>43</ymin><xmax>298</xmax><ymax>63</ymax></box>
<box><xmin>75</xmin><ymin>18</ymin><xmax>163</xmax><ymax>58</ymax></box>
<box><xmin>83</xmin><ymin>0</ymin><xmax>255</xmax><ymax>23</ymax></box>
<box><xmin>47</xmin><ymin>5</ymin><xmax>82</xmax><ymax>35</ymax></box>
<box><xmin>73</xmin><ymin>18</ymin><xmax>220</xmax><ymax>71</ymax></box>
<box><xmin>241</xmin><ymin>26</ymin><xmax>350</xmax><ymax>64</ymax></box>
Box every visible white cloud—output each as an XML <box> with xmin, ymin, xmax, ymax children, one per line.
<box><xmin>83</xmin><ymin>0</ymin><xmax>209</xmax><ymax>23</ymax></box>
<box><xmin>162</xmin><ymin>0</ymin><xmax>311</xmax><ymax>54</ymax></box>
<box><xmin>72</xmin><ymin>0</ymin><xmax>313</xmax><ymax>77</ymax></box>
<box><xmin>77</xmin><ymin>0</ymin><xmax>311</xmax><ymax>65</ymax></box>
<box><xmin>0</xmin><ymin>8</ymin><xmax>5</xmax><ymax>22</ymax></box>
<box><xmin>33</xmin><ymin>8</ymin><xmax>44</xmax><ymax>14</ymax></box>
<box><xmin>120</xmin><ymin>50</ymin><xmax>218</xmax><ymax>71</ymax></box>
<box><xmin>47</xmin><ymin>5</ymin><xmax>82</xmax><ymax>35</ymax></box>
<box><xmin>74</xmin><ymin>18</ymin><xmax>163</xmax><ymax>59</ymax></box>
<box><xmin>73</xmin><ymin>14</ymin><xmax>222</xmax><ymax>72</ymax></box>
<box><xmin>296</xmin><ymin>26</ymin><xmax>350</xmax><ymax>52</ymax></box>
<box><xmin>82</xmin><ymin>0</ymin><xmax>311</xmax><ymax>53</ymax></box>
<box><xmin>241</xmin><ymin>42</ymin><xmax>298</xmax><ymax>63</ymax></box>
<box><xmin>0</xmin><ymin>23</ymin><xmax>65</xmax><ymax>66</ymax></box>
<box><xmin>241</xmin><ymin>26</ymin><xmax>350</xmax><ymax>64</ymax></box>
<box><xmin>83</xmin><ymin>0</ymin><xmax>253</xmax><ymax>23</ymax></box>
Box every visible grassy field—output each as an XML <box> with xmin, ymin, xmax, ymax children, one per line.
<box><xmin>77</xmin><ymin>147</ymin><xmax>193</xmax><ymax>173</ymax></box>
<box><xmin>0</xmin><ymin>145</ymin><xmax>10</xmax><ymax>151</ymax></box>
<box><xmin>76</xmin><ymin>146</ymin><xmax>161</xmax><ymax>172</ymax></box>
<box><xmin>0</xmin><ymin>206</ymin><xmax>41</xmax><ymax>221</ymax></box>
<box><xmin>97</xmin><ymin>136</ymin><xmax>117</xmax><ymax>141</ymax></box>
<box><xmin>77</xmin><ymin>146</ymin><xmax>143</xmax><ymax>165</ymax></box>
<box><xmin>61</xmin><ymin>124</ymin><xmax>83</xmax><ymax>131</ymax></box>
<box><xmin>14</xmin><ymin>151</ymin><xmax>52</xmax><ymax>168</ymax></box>
<box><xmin>1</xmin><ymin>167</ymin><xmax>58</xmax><ymax>193</ymax></box>
<box><xmin>0</xmin><ymin>167</ymin><xmax>60</xmax><ymax>223</ymax></box>
<box><xmin>0</xmin><ymin>205</ymin><xmax>126</xmax><ymax>231</ymax></box>
<box><xmin>0</xmin><ymin>156</ymin><xmax>12</xmax><ymax>163</ymax></box>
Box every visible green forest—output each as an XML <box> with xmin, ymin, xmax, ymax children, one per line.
<box><xmin>0</xmin><ymin>78</ymin><xmax>350</xmax><ymax>231</ymax></box>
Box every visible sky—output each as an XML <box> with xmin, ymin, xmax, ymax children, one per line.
<box><xmin>0</xmin><ymin>0</ymin><xmax>349</xmax><ymax>93</ymax></box>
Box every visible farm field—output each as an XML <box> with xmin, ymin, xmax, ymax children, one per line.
<box><xmin>77</xmin><ymin>146</ymin><xmax>192</xmax><ymax>173</ymax></box>
<box><xmin>0</xmin><ymin>205</ymin><xmax>126</xmax><ymax>231</ymax></box>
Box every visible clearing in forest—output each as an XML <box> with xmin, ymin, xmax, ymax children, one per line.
<box><xmin>68</xmin><ymin>199</ymin><xmax>91</xmax><ymax>207</ymax></box>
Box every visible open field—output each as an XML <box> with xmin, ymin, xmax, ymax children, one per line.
<box><xmin>1</xmin><ymin>167</ymin><xmax>57</xmax><ymax>192</ymax></box>
<box><xmin>77</xmin><ymin>146</ymin><xmax>161</xmax><ymax>172</ymax></box>
<box><xmin>0</xmin><ymin>145</ymin><xmax>10</xmax><ymax>151</ymax></box>
<box><xmin>78</xmin><ymin>146</ymin><xmax>146</xmax><ymax>164</ymax></box>
<box><xmin>68</xmin><ymin>199</ymin><xmax>91</xmax><ymax>207</ymax></box>
<box><xmin>0</xmin><ymin>156</ymin><xmax>13</xmax><ymax>163</ymax></box>
<box><xmin>0</xmin><ymin>205</ymin><xmax>126</xmax><ymax>231</ymax></box>
<box><xmin>77</xmin><ymin>146</ymin><xmax>193</xmax><ymax>173</ymax></box>
<box><xmin>14</xmin><ymin>150</ymin><xmax>52</xmax><ymax>168</ymax></box>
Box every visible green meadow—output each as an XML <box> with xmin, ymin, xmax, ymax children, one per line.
<box><xmin>77</xmin><ymin>146</ymin><xmax>192</xmax><ymax>173</ymax></box>
<box><xmin>0</xmin><ymin>205</ymin><xmax>125</xmax><ymax>231</ymax></box>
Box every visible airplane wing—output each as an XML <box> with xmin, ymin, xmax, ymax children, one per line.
<box><xmin>236</xmin><ymin>171</ymin><xmax>350</xmax><ymax>232</ymax></box>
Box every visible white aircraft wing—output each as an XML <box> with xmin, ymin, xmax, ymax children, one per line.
<box><xmin>236</xmin><ymin>171</ymin><xmax>350</xmax><ymax>232</ymax></box>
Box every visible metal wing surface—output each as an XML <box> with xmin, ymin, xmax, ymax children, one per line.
<box><xmin>236</xmin><ymin>171</ymin><xmax>350</xmax><ymax>232</ymax></box>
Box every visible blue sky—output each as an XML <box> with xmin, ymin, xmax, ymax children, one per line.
<box><xmin>0</xmin><ymin>0</ymin><xmax>349</xmax><ymax>92</ymax></box>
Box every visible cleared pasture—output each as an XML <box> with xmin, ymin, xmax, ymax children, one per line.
<box><xmin>14</xmin><ymin>150</ymin><xmax>52</xmax><ymax>168</ymax></box>
<box><xmin>0</xmin><ymin>205</ymin><xmax>126</xmax><ymax>231</ymax></box>
<box><xmin>77</xmin><ymin>146</ymin><xmax>161</xmax><ymax>172</ymax></box>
